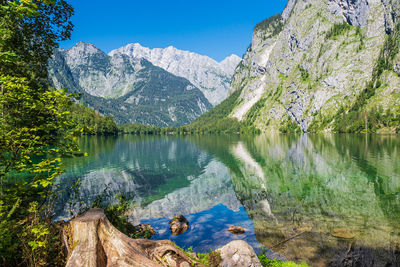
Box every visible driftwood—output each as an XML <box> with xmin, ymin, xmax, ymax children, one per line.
<box><xmin>63</xmin><ymin>209</ymin><xmax>202</xmax><ymax>267</ymax></box>
<box><xmin>270</xmin><ymin>231</ymin><xmax>306</xmax><ymax>249</ymax></box>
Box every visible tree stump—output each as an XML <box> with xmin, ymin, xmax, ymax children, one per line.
<box><xmin>63</xmin><ymin>209</ymin><xmax>202</xmax><ymax>267</ymax></box>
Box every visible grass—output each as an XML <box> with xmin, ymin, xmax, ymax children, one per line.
<box><xmin>258</xmin><ymin>255</ymin><xmax>310</xmax><ymax>267</ymax></box>
<box><xmin>179</xmin><ymin>246</ymin><xmax>309</xmax><ymax>267</ymax></box>
<box><xmin>178</xmin><ymin>246</ymin><xmax>222</xmax><ymax>267</ymax></box>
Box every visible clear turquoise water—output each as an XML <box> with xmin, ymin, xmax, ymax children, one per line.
<box><xmin>54</xmin><ymin>134</ymin><xmax>400</xmax><ymax>266</ymax></box>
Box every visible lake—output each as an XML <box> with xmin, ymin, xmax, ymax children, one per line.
<box><xmin>54</xmin><ymin>134</ymin><xmax>400</xmax><ymax>266</ymax></box>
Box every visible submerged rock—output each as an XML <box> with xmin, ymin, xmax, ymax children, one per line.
<box><xmin>331</xmin><ymin>228</ymin><xmax>356</xmax><ymax>239</ymax></box>
<box><xmin>217</xmin><ymin>240</ymin><xmax>262</xmax><ymax>267</ymax></box>
<box><xmin>169</xmin><ymin>215</ymin><xmax>189</xmax><ymax>235</ymax></box>
<box><xmin>227</xmin><ymin>225</ymin><xmax>246</xmax><ymax>235</ymax></box>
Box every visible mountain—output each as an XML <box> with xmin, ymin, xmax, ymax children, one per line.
<box><xmin>109</xmin><ymin>43</ymin><xmax>242</xmax><ymax>106</ymax></box>
<box><xmin>222</xmin><ymin>0</ymin><xmax>400</xmax><ymax>133</ymax></box>
<box><xmin>48</xmin><ymin>42</ymin><xmax>212</xmax><ymax>126</ymax></box>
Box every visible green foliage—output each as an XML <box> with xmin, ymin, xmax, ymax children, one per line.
<box><xmin>356</xmin><ymin>27</ymin><xmax>365</xmax><ymax>51</ymax></box>
<box><xmin>0</xmin><ymin>0</ymin><xmax>75</xmax><ymax>265</ymax></box>
<box><xmin>298</xmin><ymin>66</ymin><xmax>310</xmax><ymax>82</ymax></box>
<box><xmin>195</xmin><ymin>251</ymin><xmax>222</xmax><ymax>266</ymax></box>
<box><xmin>244</xmin><ymin>96</ymin><xmax>267</xmax><ymax>126</ymax></box>
<box><xmin>0</xmin><ymin>77</ymin><xmax>77</xmax><ymax>265</ymax></box>
<box><xmin>181</xmin><ymin>88</ymin><xmax>244</xmax><ymax>134</ymax></box>
<box><xmin>325</xmin><ymin>22</ymin><xmax>352</xmax><ymax>40</ymax></box>
<box><xmin>119</xmin><ymin>123</ymin><xmax>168</xmax><ymax>135</ymax></box>
<box><xmin>333</xmin><ymin>106</ymin><xmax>400</xmax><ymax>133</ymax></box>
<box><xmin>279</xmin><ymin>116</ymin><xmax>303</xmax><ymax>133</ymax></box>
<box><xmin>0</xmin><ymin>0</ymin><xmax>74</xmax><ymax>84</ymax></box>
<box><xmin>350</xmin><ymin>80</ymin><xmax>378</xmax><ymax>112</ymax></box>
<box><xmin>91</xmin><ymin>186</ymin><xmax>153</xmax><ymax>239</ymax></box>
<box><xmin>94</xmin><ymin>194</ymin><xmax>144</xmax><ymax>238</ymax></box>
<box><xmin>178</xmin><ymin>246</ymin><xmax>222</xmax><ymax>267</ymax></box>
<box><xmin>18</xmin><ymin>202</ymin><xmax>67</xmax><ymax>267</ymax></box>
<box><xmin>68</xmin><ymin>103</ymin><xmax>119</xmax><ymax>135</ymax></box>
<box><xmin>374</xmin><ymin>22</ymin><xmax>400</xmax><ymax>77</ymax></box>
<box><xmin>0</xmin><ymin>76</ymin><xmax>79</xmax><ymax>176</ymax></box>
<box><xmin>254</xmin><ymin>14</ymin><xmax>284</xmax><ymax>37</ymax></box>
<box><xmin>258</xmin><ymin>255</ymin><xmax>309</xmax><ymax>267</ymax></box>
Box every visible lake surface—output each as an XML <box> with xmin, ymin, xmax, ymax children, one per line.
<box><xmin>54</xmin><ymin>134</ymin><xmax>400</xmax><ymax>266</ymax></box>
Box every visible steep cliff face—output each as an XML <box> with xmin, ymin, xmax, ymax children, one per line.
<box><xmin>48</xmin><ymin>42</ymin><xmax>212</xmax><ymax>126</ymax></box>
<box><xmin>229</xmin><ymin>0</ymin><xmax>400</xmax><ymax>132</ymax></box>
<box><xmin>109</xmin><ymin>44</ymin><xmax>241</xmax><ymax>106</ymax></box>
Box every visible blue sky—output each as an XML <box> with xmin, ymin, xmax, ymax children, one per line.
<box><xmin>61</xmin><ymin>0</ymin><xmax>288</xmax><ymax>61</ymax></box>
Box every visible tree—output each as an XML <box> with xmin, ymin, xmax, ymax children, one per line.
<box><xmin>0</xmin><ymin>1</ymin><xmax>76</xmax><ymax>265</ymax></box>
<box><xmin>0</xmin><ymin>0</ymin><xmax>74</xmax><ymax>85</ymax></box>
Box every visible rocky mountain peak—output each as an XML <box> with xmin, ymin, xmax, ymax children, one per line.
<box><xmin>69</xmin><ymin>41</ymin><xmax>103</xmax><ymax>55</ymax></box>
<box><xmin>220</xmin><ymin>54</ymin><xmax>242</xmax><ymax>74</ymax></box>
<box><xmin>48</xmin><ymin>42</ymin><xmax>213</xmax><ymax>126</ymax></box>
<box><xmin>64</xmin><ymin>41</ymin><xmax>107</xmax><ymax>69</ymax></box>
<box><xmin>109</xmin><ymin>43</ymin><xmax>241</xmax><ymax>106</ymax></box>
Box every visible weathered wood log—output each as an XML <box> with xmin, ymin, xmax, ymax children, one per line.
<box><xmin>63</xmin><ymin>209</ymin><xmax>202</xmax><ymax>267</ymax></box>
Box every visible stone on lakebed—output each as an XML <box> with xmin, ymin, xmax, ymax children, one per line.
<box><xmin>331</xmin><ymin>228</ymin><xmax>356</xmax><ymax>239</ymax></box>
<box><xmin>169</xmin><ymin>214</ymin><xmax>189</xmax><ymax>235</ymax></box>
<box><xmin>227</xmin><ymin>225</ymin><xmax>246</xmax><ymax>235</ymax></box>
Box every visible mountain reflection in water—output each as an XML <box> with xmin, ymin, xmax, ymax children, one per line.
<box><xmin>55</xmin><ymin>134</ymin><xmax>400</xmax><ymax>266</ymax></box>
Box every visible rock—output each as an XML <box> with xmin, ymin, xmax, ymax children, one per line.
<box><xmin>227</xmin><ymin>225</ymin><xmax>246</xmax><ymax>235</ymax></box>
<box><xmin>217</xmin><ymin>240</ymin><xmax>262</xmax><ymax>267</ymax></box>
<box><xmin>169</xmin><ymin>215</ymin><xmax>189</xmax><ymax>235</ymax></box>
<box><xmin>281</xmin><ymin>0</ymin><xmax>296</xmax><ymax>21</ymax></box>
<box><xmin>135</xmin><ymin>223</ymin><xmax>156</xmax><ymax>237</ymax></box>
<box><xmin>331</xmin><ymin>228</ymin><xmax>356</xmax><ymax>239</ymax></box>
<box><xmin>328</xmin><ymin>0</ymin><xmax>370</xmax><ymax>27</ymax></box>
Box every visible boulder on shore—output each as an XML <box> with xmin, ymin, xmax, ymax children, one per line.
<box><xmin>217</xmin><ymin>240</ymin><xmax>262</xmax><ymax>267</ymax></box>
<box><xmin>169</xmin><ymin>214</ymin><xmax>189</xmax><ymax>235</ymax></box>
